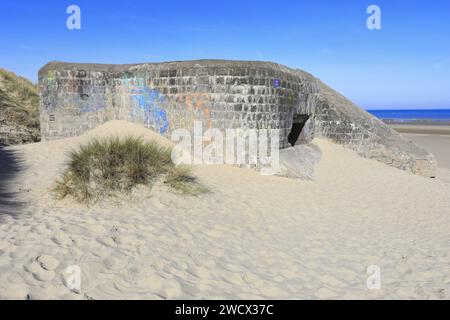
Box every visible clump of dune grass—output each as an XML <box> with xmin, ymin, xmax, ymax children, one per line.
<box><xmin>0</xmin><ymin>68</ymin><xmax>40</xmax><ymax>144</ymax></box>
<box><xmin>165</xmin><ymin>165</ymin><xmax>210</xmax><ymax>195</ymax></box>
<box><xmin>54</xmin><ymin>136</ymin><xmax>206</xmax><ymax>203</ymax></box>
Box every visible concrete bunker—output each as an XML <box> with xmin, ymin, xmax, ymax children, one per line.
<box><xmin>288</xmin><ymin>114</ymin><xmax>310</xmax><ymax>147</ymax></box>
<box><xmin>38</xmin><ymin>59</ymin><xmax>437</xmax><ymax>177</ymax></box>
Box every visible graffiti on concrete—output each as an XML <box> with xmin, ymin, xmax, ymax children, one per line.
<box><xmin>130</xmin><ymin>86</ymin><xmax>169</xmax><ymax>134</ymax></box>
<box><xmin>38</xmin><ymin>61</ymin><xmax>437</xmax><ymax>177</ymax></box>
<box><xmin>174</xmin><ymin>93</ymin><xmax>212</xmax><ymax>129</ymax></box>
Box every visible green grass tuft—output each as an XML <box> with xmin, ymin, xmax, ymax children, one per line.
<box><xmin>54</xmin><ymin>136</ymin><xmax>206</xmax><ymax>203</ymax></box>
<box><xmin>165</xmin><ymin>165</ymin><xmax>209</xmax><ymax>195</ymax></box>
<box><xmin>0</xmin><ymin>68</ymin><xmax>39</xmax><ymax>130</ymax></box>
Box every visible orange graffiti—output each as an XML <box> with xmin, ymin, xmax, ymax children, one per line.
<box><xmin>173</xmin><ymin>93</ymin><xmax>212</xmax><ymax>128</ymax></box>
<box><xmin>177</xmin><ymin>93</ymin><xmax>209</xmax><ymax>110</ymax></box>
<box><xmin>203</xmin><ymin>108</ymin><xmax>212</xmax><ymax>129</ymax></box>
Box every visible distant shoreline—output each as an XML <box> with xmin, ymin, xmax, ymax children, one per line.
<box><xmin>368</xmin><ymin>109</ymin><xmax>450</xmax><ymax>130</ymax></box>
<box><xmin>365</xmin><ymin>109</ymin><xmax>450</xmax><ymax>134</ymax></box>
<box><xmin>386</xmin><ymin>122</ymin><xmax>450</xmax><ymax>135</ymax></box>
<box><xmin>383</xmin><ymin>119</ymin><xmax>450</xmax><ymax>126</ymax></box>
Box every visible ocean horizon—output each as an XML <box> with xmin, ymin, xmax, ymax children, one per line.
<box><xmin>367</xmin><ymin>109</ymin><xmax>450</xmax><ymax>122</ymax></box>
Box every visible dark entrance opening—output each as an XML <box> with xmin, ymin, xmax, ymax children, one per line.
<box><xmin>288</xmin><ymin>114</ymin><xmax>310</xmax><ymax>147</ymax></box>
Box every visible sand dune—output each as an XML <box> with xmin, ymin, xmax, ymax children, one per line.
<box><xmin>0</xmin><ymin>121</ymin><xmax>449</xmax><ymax>299</ymax></box>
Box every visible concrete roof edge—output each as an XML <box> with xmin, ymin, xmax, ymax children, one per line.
<box><xmin>38</xmin><ymin>59</ymin><xmax>308</xmax><ymax>78</ymax></box>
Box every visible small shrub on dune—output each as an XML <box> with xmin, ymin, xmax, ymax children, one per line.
<box><xmin>165</xmin><ymin>165</ymin><xmax>209</xmax><ymax>195</ymax></box>
<box><xmin>54</xmin><ymin>137</ymin><xmax>206</xmax><ymax>203</ymax></box>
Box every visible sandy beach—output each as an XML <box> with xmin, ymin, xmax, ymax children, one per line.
<box><xmin>0</xmin><ymin>121</ymin><xmax>449</xmax><ymax>300</ymax></box>
<box><xmin>389</xmin><ymin>123</ymin><xmax>450</xmax><ymax>182</ymax></box>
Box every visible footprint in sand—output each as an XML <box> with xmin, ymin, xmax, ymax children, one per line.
<box><xmin>89</xmin><ymin>243</ymin><xmax>111</xmax><ymax>258</ymax></box>
<box><xmin>52</xmin><ymin>231</ymin><xmax>73</xmax><ymax>246</ymax></box>
<box><xmin>24</xmin><ymin>255</ymin><xmax>60</xmax><ymax>282</ymax></box>
<box><xmin>30</xmin><ymin>225</ymin><xmax>47</xmax><ymax>235</ymax></box>
<box><xmin>9</xmin><ymin>247</ymin><xmax>28</xmax><ymax>259</ymax></box>
<box><xmin>103</xmin><ymin>256</ymin><xmax>128</xmax><ymax>271</ymax></box>
<box><xmin>37</xmin><ymin>255</ymin><xmax>59</xmax><ymax>271</ymax></box>
<box><xmin>186</xmin><ymin>265</ymin><xmax>212</xmax><ymax>279</ymax></box>
<box><xmin>96</xmin><ymin>236</ymin><xmax>117</xmax><ymax>248</ymax></box>
<box><xmin>31</xmin><ymin>265</ymin><xmax>55</xmax><ymax>282</ymax></box>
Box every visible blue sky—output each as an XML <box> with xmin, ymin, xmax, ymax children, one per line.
<box><xmin>0</xmin><ymin>0</ymin><xmax>449</xmax><ymax>109</ymax></box>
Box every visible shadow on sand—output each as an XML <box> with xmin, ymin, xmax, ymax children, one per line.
<box><xmin>0</xmin><ymin>145</ymin><xmax>25</xmax><ymax>221</ymax></box>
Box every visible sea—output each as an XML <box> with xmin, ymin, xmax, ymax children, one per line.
<box><xmin>367</xmin><ymin>109</ymin><xmax>450</xmax><ymax>123</ymax></box>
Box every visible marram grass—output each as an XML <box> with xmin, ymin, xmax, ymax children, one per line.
<box><xmin>54</xmin><ymin>136</ymin><xmax>207</xmax><ymax>203</ymax></box>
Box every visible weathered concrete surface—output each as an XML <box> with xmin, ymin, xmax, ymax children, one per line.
<box><xmin>279</xmin><ymin>143</ymin><xmax>322</xmax><ymax>180</ymax></box>
<box><xmin>300</xmin><ymin>80</ymin><xmax>437</xmax><ymax>177</ymax></box>
<box><xmin>39</xmin><ymin>60</ymin><xmax>308</xmax><ymax>149</ymax></box>
<box><xmin>38</xmin><ymin>60</ymin><xmax>437</xmax><ymax>177</ymax></box>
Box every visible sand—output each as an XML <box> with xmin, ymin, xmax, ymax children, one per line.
<box><xmin>0</xmin><ymin>120</ymin><xmax>449</xmax><ymax>300</ymax></box>
<box><xmin>389</xmin><ymin>123</ymin><xmax>450</xmax><ymax>136</ymax></box>
<box><xmin>389</xmin><ymin>123</ymin><xmax>450</xmax><ymax>183</ymax></box>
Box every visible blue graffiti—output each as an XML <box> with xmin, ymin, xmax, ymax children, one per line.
<box><xmin>155</xmin><ymin>107</ymin><xmax>169</xmax><ymax>134</ymax></box>
<box><xmin>130</xmin><ymin>87</ymin><xmax>169</xmax><ymax>134</ymax></box>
